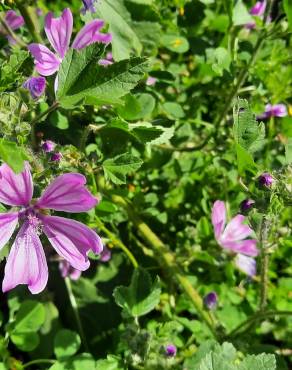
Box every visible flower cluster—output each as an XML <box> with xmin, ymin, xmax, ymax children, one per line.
<box><xmin>0</xmin><ymin>163</ymin><xmax>102</xmax><ymax>294</ymax></box>
<box><xmin>212</xmin><ymin>200</ymin><xmax>258</xmax><ymax>276</ymax></box>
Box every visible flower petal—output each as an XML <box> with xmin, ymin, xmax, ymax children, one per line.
<box><xmin>72</xmin><ymin>20</ymin><xmax>112</xmax><ymax>50</ymax></box>
<box><xmin>220</xmin><ymin>239</ymin><xmax>258</xmax><ymax>257</ymax></box>
<box><xmin>44</xmin><ymin>8</ymin><xmax>73</xmax><ymax>58</ymax></box>
<box><xmin>28</xmin><ymin>44</ymin><xmax>60</xmax><ymax>76</ymax></box>
<box><xmin>235</xmin><ymin>254</ymin><xmax>256</xmax><ymax>276</ymax></box>
<box><xmin>2</xmin><ymin>222</ymin><xmax>48</xmax><ymax>294</ymax></box>
<box><xmin>0</xmin><ymin>212</ymin><xmax>19</xmax><ymax>250</ymax></box>
<box><xmin>0</xmin><ymin>162</ymin><xmax>33</xmax><ymax>206</ymax></box>
<box><xmin>211</xmin><ymin>200</ymin><xmax>226</xmax><ymax>239</ymax></box>
<box><xmin>5</xmin><ymin>10</ymin><xmax>24</xmax><ymax>30</ymax></box>
<box><xmin>42</xmin><ymin>215</ymin><xmax>103</xmax><ymax>270</ymax></box>
<box><xmin>221</xmin><ymin>215</ymin><xmax>253</xmax><ymax>241</ymax></box>
<box><xmin>36</xmin><ymin>173</ymin><xmax>98</xmax><ymax>212</ymax></box>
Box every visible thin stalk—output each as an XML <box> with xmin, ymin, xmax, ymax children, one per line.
<box><xmin>30</xmin><ymin>102</ymin><xmax>59</xmax><ymax>127</ymax></box>
<box><xmin>0</xmin><ymin>13</ymin><xmax>26</xmax><ymax>48</ymax></box>
<box><xmin>94</xmin><ymin>216</ymin><xmax>138</xmax><ymax>268</ymax></box>
<box><xmin>22</xmin><ymin>359</ymin><xmax>55</xmax><ymax>368</ymax></box>
<box><xmin>259</xmin><ymin>217</ymin><xmax>270</xmax><ymax>311</ymax></box>
<box><xmin>64</xmin><ymin>277</ymin><xmax>89</xmax><ymax>352</ymax></box>
<box><xmin>109</xmin><ymin>193</ymin><xmax>218</xmax><ymax>339</ymax></box>
<box><xmin>15</xmin><ymin>3</ymin><xmax>43</xmax><ymax>44</ymax></box>
<box><xmin>227</xmin><ymin>310</ymin><xmax>292</xmax><ymax>338</ymax></box>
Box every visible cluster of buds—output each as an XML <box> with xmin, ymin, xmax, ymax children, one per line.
<box><xmin>41</xmin><ymin>140</ymin><xmax>62</xmax><ymax>162</ymax></box>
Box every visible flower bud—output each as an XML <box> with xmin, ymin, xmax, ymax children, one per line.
<box><xmin>51</xmin><ymin>152</ymin><xmax>62</xmax><ymax>162</ymax></box>
<box><xmin>165</xmin><ymin>344</ymin><xmax>177</xmax><ymax>357</ymax></box>
<box><xmin>42</xmin><ymin>140</ymin><xmax>55</xmax><ymax>153</ymax></box>
<box><xmin>203</xmin><ymin>291</ymin><xmax>218</xmax><ymax>310</ymax></box>
<box><xmin>240</xmin><ymin>199</ymin><xmax>255</xmax><ymax>212</ymax></box>
<box><xmin>23</xmin><ymin>76</ymin><xmax>46</xmax><ymax>99</ymax></box>
<box><xmin>100</xmin><ymin>246</ymin><xmax>112</xmax><ymax>262</ymax></box>
<box><xmin>258</xmin><ymin>173</ymin><xmax>274</xmax><ymax>187</ymax></box>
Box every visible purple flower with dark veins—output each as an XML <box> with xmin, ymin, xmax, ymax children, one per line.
<box><xmin>81</xmin><ymin>0</ymin><xmax>97</xmax><ymax>14</ymax></box>
<box><xmin>28</xmin><ymin>8</ymin><xmax>112</xmax><ymax>76</ymax></box>
<box><xmin>212</xmin><ymin>200</ymin><xmax>258</xmax><ymax>276</ymax></box>
<box><xmin>42</xmin><ymin>140</ymin><xmax>56</xmax><ymax>153</ymax></box>
<box><xmin>23</xmin><ymin>76</ymin><xmax>46</xmax><ymax>99</ymax></box>
<box><xmin>0</xmin><ymin>10</ymin><xmax>25</xmax><ymax>43</ymax></box>
<box><xmin>0</xmin><ymin>162</ymin><xmax>102</xmax><ymax>294</ymax></box>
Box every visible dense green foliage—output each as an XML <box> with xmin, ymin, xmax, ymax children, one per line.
<box><xmin>0</xmin><ymin>0</ymin><xmax>291</xmax><ymax>369</ymax></box>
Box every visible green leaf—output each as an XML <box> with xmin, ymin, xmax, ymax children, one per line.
<box><xmin>238</xmin><ymin>354</ymin><xmax>276</xmax><ymax>370</ymax></box>
<box><xmin>0</xmin><ymin>139</ymin><xmax>30</xmax><ymax>173</ymax></box>
<box><xmin>161</xmin><ymin>35</ymin><xmax>190</xmax><ymax>53</ymax></box>
<box><xmin>284</xmin><ymin>0</ymin><xmax>292</xmax><ymax>31</ymax></box>
<box><xmin>96</xmin><ymin>355</ymin><xmax>125</xmax><ymax>370</ymax></box>
<box><xmin>233</xmin><ymin>99</ymin><xmax>265</xmax><ymax>154</ymax></box>
<box><xmin>206</xmin><ymin>47</ymin><xmax>231</xmax><ymax>76</ymax></box>
<box><xmin>113</xmin><ymin>268</ymin><xmax>161</xmax><ymax>317</ymax></box>
<box><xmin>232</xmin><ymin>0</ymin><xmax>253</xmax><ymax>26</ymax></box>
<box><xmin>9</xmin><ymin>300</ymin><xmax>45</xmax><ymax>352</ymax></box>
<box><xmin>117</xmin><ymin>93</ymin><xmax>155</xmax><ymax>120</ymax></box>
<box><xmin>103</xmin><ymin>153</ymin><xmax>143</xmax><ymax>184</ymax></box>
<box><xmin>0</xmin><ymin>50</ymin><xmax>29</xmax><ymax>92</ymax></box>
<box><xmin>197</xmin><ymin>342</ymin><xmax>237</xmax><ymax>370</ymax></box>
<box><xmin>54</xmin><ymin>329</ymin><xmax>81</xmax><ymax>360</ymax></box>
<box><xmin>57</xmin><ymin>44</ymin><xmax>148</xmax><ymax>108</ymax></box>
<box><xmin>235</xmin><ymin>143</ymin><xmax>258</xmax><ymax>175</ymax></box>
<box><xmin>95</xmin><ymin>0</ymin><xmax>142</xmax><ymax>60</ymax></box>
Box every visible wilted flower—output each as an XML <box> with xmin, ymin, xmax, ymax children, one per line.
<box><xmin>0</xmin><ymin>162</ymin><xmax>102</xmax><ymax>294</ymax></box>
<box><xmin>99</xmin><ymin>245</ymin><xmax>112</xmax><ymax>262</ymax></box>
<box><xmin>258</xmin><ymin>104</ymin><xmax>288</xmax><ymax>120</ymax></box>
<box><xmin>258</xmin><ymin>172</ymin><xmax>274</xmax><ymax>187</ymax></box>
<box><xmin>212</xmin><ymin>200</ymin><xmax>258</xmax><ymax>276</ymax></box>
<box><xmin>99</xmin><ymin>52</ymin><xmax>113</xmax><ymax>66</ymax></box>
<box><xmin>240</xmin><ymin>199</ymin><xmax>255</xmax><ymax>213</ymax></box>
<box><xmin>23</xmin><ymin>76</ymin><xmax>46</xmax><ymax>99</ymax></box>
<box><xmin>51</xmin><ymin>152</ymin><xmax>63</xmax><ymax>162</ymax></box>
<box><xmin>81</xmin><ymin>0</ymin><xmax>97</xmax><ymax>14</ymax></box>
<box><xmin>42</xmin><ymin>140</ymin><xmax>55</xmax><ymax>153</ymax></box>
<box><xmin>28</xmin><ymin>8</ymin><xmax>112</xmax><ymax>76</ymax></box>
<box><xmin>165</xmin><ymin>344</ymin><xmax>177</xmax><ymax>357</ymax></box>
<box><xmin>59</xmin><ymin>260</ymin><xmax>82</xmax><ymax>281</ymax></box>
<box><xmin>203</xmin><ymin>291</ymin><xmax>218</xmax><ymax>310</ymax></box>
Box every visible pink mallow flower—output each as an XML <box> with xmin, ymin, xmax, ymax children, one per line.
<box><xmin>211</xmin><ymin>200</ymin><xmax>258</xmax><ymax>276</ymax></box>
<box><xmin>59</xmin><ymin>260</ymin><xmax>82</xmax><ymax>281</ymax></box>
<box><xmin>245</xmin><ymin>1</ymin><xmax>267</xmax><ymax>29</ymax></box>
<box><xmin>0</xmin><ymin>10</ymin><xmax>25</xmax><ymax>43</ymax></box>
<box><xmin>0</xmin><ymin>162</ymin><xmax>103</xmax><ymax>294</ymax></box>
<box><xmin>257</xmin><ymin>104</ymin><xmax>288</xmax><ymax>120</ymax></box>
<box><xmin>28</xmin><ymin>8</ymin><xmax>112</xmax><ymax>76</ymax></box>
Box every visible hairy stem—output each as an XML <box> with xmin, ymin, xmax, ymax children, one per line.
<box><xmin>22</xmin><ymin>359</ymin><xmax>55</xmax><ymax>368</ymax></box>
<box><xmin>227</xmin><ymin>310</ymin><xmax>292</xmax><ymax>338</ymax></box>
<box><xmin>0</xmin><ymin>13</ymin><xmax>26</xmax><ymax>48</ymax></box>
<box><xmin>64</xmin><ymin>277</ymin><xmax>89</xmax><ymax>352</ymax></box>
<box><xmin>15</xmin><ymin>3</ymin><xmax>43</xmax><ymax>44</ymax></box>
<box><xmin>259</xmin><ymin>216</ymin><xmax>270</xmax><ymax>311</ymax></box>
<box><xmin>108</xmin><ymin>193</ymin><xmax>218</xmax><ymax>339</ymax></box>
<box><xmin>94</xmin><ymin>216</ymin><xmax>138</xmax><ymax>268</ymax></box>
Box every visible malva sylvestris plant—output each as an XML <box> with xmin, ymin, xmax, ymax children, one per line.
<box><xmin>0</xmin><ymin>162</ymin><xmax>102</xmax><ymax>294</ymax></box>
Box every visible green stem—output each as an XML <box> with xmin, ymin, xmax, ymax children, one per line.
<box><xmin>0</xmin><ymin>13</ymin><xmax>26</xmax><ymax>48</ymax></box>
<box><xmin>94</xmin><ymin>216</ymin><xmax>138</xmax><ymax>268</ymax></box>
<box><xmin>79</xmin><ymin>124</ymin><xmax>105</xmax><ymax>152</ymax></box>
<box><xmin>22</xmin><ymin>359</ymin><xmax>55</xmax><ymax>368</ymax></box>
<box><xmin>30</xmin><ymin>102</ymin><xmax>59</xmax><ymax>127</ymax></box>
<box><xmin>259</xmin><ymin>217</ymin><xmax>270</xmax><ymax>311</ymax></box>
<box><xmin>227</xmin><ymin>310</ymin><xmax>292</xmax><ymax>338</ymax></box>
<box><xmin>15</xmin><ymin>3</ymin><xmax>43</xmax><ymax>44</ymax></box>
<box><xmin>64</xmin><ymin>277</ymin><xmax>89</xmax><ymax>352</ymax></box>
<box><xmin>109</xmin><ymin>193</ymin><xmax>218</xmax><ymax>339</ymax></box>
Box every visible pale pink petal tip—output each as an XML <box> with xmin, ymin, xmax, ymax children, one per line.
<box><xmin>211</xmin><ymin>200</ymin><xmax>226</xmax><ymax>240</ymax></box>
<box><xmin>235</xmin><ymin>254</ymin><xmax>256</xmax><ymax>276</ymax></box>
<box><xmin>2</xmin><ymin>223</ymin><xmax>48</xmax><ymax>294</ymax></box>
<box><xmin>28</xmin><ymin>43</ymin><xmax>61</xmax><ymax>76</ymax></box>
<box><xmin>72</xmin><ymin>19</ymin><xmax>112</xmax><ymax>50</ymax></box>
